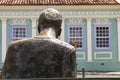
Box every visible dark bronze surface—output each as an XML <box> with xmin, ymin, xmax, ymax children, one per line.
<box><xmin>1</xmin><ymin>37</ymin><xmax>76</xmax><ymax>78</ymax></box>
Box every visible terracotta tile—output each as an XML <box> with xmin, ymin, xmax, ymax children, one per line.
<box><xmin>0</xmin><ymin>0</ymin><xmax>118</xmax><ymax>5</ymax></box>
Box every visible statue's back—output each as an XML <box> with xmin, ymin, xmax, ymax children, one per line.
<box><xmin>1</xmin><ymin>37</ymin><xmax>76</xmax><ymax>78</ymax></box>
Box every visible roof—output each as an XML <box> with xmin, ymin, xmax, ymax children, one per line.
<box><xmin>0</xmin><ymin>0</ymin><xmax>119</xmax><ymax>5</ymax></box>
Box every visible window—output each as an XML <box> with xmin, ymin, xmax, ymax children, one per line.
<box><xmin>68</xmin><ymin>25</ymin><xmax>84</xmax><ymax>49</ymax></box>
<box><xmin>11</xmin><ymin>26</ymin><xmax>27</xmax><ymax>42</ymax></box>
<box><xmin>95</xmin><ymin>26</ymin><xmax>111</xmax><ymax>49</ymax></box>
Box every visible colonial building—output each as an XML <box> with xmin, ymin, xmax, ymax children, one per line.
<box><xmin>0</xmin><ymin>0</ymin><xmax>120</xmax><ymax>71</ymax></box>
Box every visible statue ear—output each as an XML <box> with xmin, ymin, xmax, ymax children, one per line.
<box><xmin>59</xmin><ymin>28</ymin><xmax>62</xmax><ymax>36</ymax></box>
<box><xmin>57</xmin><ymin>28</ymin><xmax>61</xmax><ymax>37</ymax></box>
<box><xmin>38</xmin><ymin>24</ymin><xmax>41</xmax><ymax>33</ymax></box>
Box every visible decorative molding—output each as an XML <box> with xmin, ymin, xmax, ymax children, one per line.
<box><xmin>0</xmin><ymin>11</ymin><xmax>40</xmax><ymax>17</ymax></box>
<box><xmin>65</xmin><ymin>18</ymin><xmax>85</xmax><ymax>25</ymax></box>
<box><xmin>93</xmin><ymin>18</ymin><xmax>111</xmax><ymax>24</ymax></box>
<box><xmin>77</xmin><ymin>52</ymin><xmax>86</xmax><ymax>60</ymax></box>
<box><xmin>9</xmin><ymin>19</ymin><xmax>29</xmax><ymax>25</ymax></box>
<box><xmin>94</xmin><ymin>52</ymin><xmax>112</xmax><ymax>60</ymax></box>
<box><xmin>0</xmin><ymin>5</ymin><xmax>119</xmax><ymax>11</ymax></box>
<box><xmin>61</xmin><ymin>11</ymin><xmax>120</xmax><ymax>17</ymax></box>
<box><xmin>0</xmin><ymin>11</ymin><xmax>119</xmax><ymax>18</ymax></box>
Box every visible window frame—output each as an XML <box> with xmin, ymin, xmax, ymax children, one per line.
<box><xmin>10</xmin><ymin>25</ymin><xmax>27</xmax><ymax>42</ymax></box>
<box><xmin>94</xmin><ymin>24</ymin><xmax>112</xmax><ymax>50</ymax></box>
<box><xmin>67</xmin><ymin>25</ymin><xmax>85</xmax><ymax>50</ymax></box>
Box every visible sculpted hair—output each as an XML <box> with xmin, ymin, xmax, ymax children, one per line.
<box><xmin>38</xmin><ymin>8</ymin><xmax>62</xmax><ymax>33</ymax></box>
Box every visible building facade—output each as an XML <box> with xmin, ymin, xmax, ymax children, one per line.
<box><xmin>0</xmin><ymin>0</ymin><xmax>120</xmax><ymax>71</ymax></box>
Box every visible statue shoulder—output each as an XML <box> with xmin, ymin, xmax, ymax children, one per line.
<box><xmin>8</xmin><ymin>38</ymin><xmax>34</xmax><ymax>47</ymax></box>
<box><xmin>52</xmin><ymin>39</ymin><xmax>75</xmax><ymax>52</ymax></box>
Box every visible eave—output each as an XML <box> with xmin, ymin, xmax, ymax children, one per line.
<box><xmin>0</xmin><ymin>5</ymin><xmax>119</xmax><ymax>11</ymax></box>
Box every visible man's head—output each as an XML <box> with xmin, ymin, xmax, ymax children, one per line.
<box><xmin>38</xmin><ymin>8</ymin><xmax>62</xmax><ymax>38</ymax></box>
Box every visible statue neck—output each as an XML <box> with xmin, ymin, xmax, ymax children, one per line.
<box><xmin>39</xmin><ymin>28</ymin><xmax>56</xmax><ymax>39</ymax></box>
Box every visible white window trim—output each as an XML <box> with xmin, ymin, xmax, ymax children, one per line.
<box><xmin>67</xmin><ymin>25</ymin><xmax>85</xmax><ymax>50</ymax></box>
<box><xmin>94</xmin><ymin>25</ymin><xmax>112</xmax><ymax>50</ymax></box>
<box><xmin>10</xmin><ymin>25</ymin><xmax>27</xmax><ymax>42</ymax></box>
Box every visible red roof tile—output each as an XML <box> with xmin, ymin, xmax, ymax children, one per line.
<box><xmin>0</xmin><ymin>0</ymin><xmax>119</xmax><ymax>5</ymax></box>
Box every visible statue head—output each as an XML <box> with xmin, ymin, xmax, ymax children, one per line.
<box><xmin>38</xmin><ymin>8</ymin><xmax>62</xmax><ymax>38</ymax></box>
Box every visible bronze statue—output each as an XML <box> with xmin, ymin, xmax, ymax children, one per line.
<box><xmin>1</xmin><ymin>8</ymin><xmax>77</xmax><ymax>79</ymax></box>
